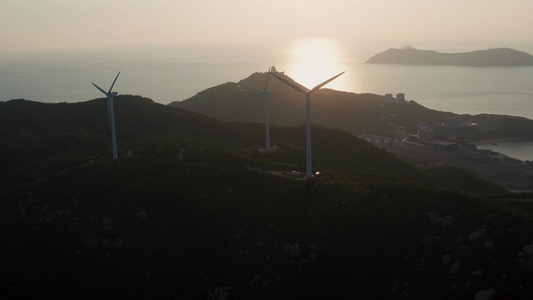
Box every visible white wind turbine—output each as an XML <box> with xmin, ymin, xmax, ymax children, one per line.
<box><xmin>270</xmin><ymin>71</ymin><xmax>344</xmax><ymax>179</ymax></box>
<box><xmin>252</xmin><ymin>67</ymin><xmax>272</xmax><ymax>152</ymax></box>
<box><xmin>92</xmin><ymin>72</ymin><xmax>121</xmax><ymax>160</ymax></box>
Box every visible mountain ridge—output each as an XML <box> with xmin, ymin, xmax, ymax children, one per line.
<box><xmin>170</xmin><ymin>70</ymin><xmax>533</xmax><ymax>139</ymax></box>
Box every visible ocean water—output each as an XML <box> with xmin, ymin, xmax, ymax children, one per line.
<box><xmin>0</xmin><ymin>48</ymin><xmax>278</xmax><ymax>105</ymax></box>
<box><xmin>476</xmin><ymin>140</ymin><xmax>533</xmax><ymax>162</ymax></box>
<box><xmin>2</xmin><ymin>45</ymin><xmax>533</xmax><ymax>119</ymax></box>
<box><xmin>2</xmin><ymin>44</ymin><xmax>533</xmax><ymax>160</ymax></box>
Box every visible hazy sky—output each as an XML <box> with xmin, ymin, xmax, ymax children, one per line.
<box><xmin>2</xmin><ymin>0</ymin><xmax>533</xmax><ymax>55</ymax></box>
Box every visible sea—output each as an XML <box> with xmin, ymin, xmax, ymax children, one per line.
<box><xmin>476</xmin><ymin>140</ymin><xmax>533</xmax><ymax>162</ymax></box>
<box><xmin>2</xmin><ymin>42</ymin><xmax>533</xmax><ymax>160</ymax></box>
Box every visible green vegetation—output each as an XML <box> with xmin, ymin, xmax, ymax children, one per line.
<box><xmin>1</xmin><ymin>96</ymin><xmax>533</xmax><ymax>299</ymax></box>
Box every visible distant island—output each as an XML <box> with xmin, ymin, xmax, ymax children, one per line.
<box><xmin>365</xmin><ymin>46</ymin><xmax>533</xmax><ymax>66</ymax></box>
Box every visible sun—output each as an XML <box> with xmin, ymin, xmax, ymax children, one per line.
<box><xmin>285</xmin><ymin>38</ymin><xmax>345</xmax><ymax>90</ymax></box>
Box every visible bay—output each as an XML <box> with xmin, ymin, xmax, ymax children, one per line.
<box><xmin>476</xmin><ymin>140</ymin><xmax>533</xmax><ymax>162</ymax></box>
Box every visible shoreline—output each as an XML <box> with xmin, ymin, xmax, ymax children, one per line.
<box><xmin>473</xmin><ymin>137</ymin><xmax>533</xmax><ymax>146</ymax></box>
<box><xmin>392</xmin><ymin>140</ymin><xmax>533</xmax><ymax>192</ymax></box>
<box><xmin>473</xmin><ymin>138</ymin><xmax>533</xmax><ymax>162</ymax></box>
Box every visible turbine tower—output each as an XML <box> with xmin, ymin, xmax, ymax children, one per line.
<box><xmin>270</xmin><ymin>71</ymin><xmax>344</xmax><ymax>178</ymax></box>
<box><xmin>252</xmin><ymin>67</ymin><xmax>272</xmax><ymax>152</ymax></box>
<box><xmin>92</xmin><ymin>72</ymin><xmax>121</xmax><ymax>160</ymax></box>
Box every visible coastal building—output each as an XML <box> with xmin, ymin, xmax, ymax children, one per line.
<box><xmin>396</xmin><ymin>93</ymin><xmax>405</xmax><ymax>102</ymax></box>
<box><xmin>443</xmin><ymin>122</ymin><xmax>477</xmax><ymax>138</ymax></box>
<box><xmin>383</xmin><ymin>93</ymin><xmax>406</xmax><ymax>104</ymax></box>
<box><xmin>403</xmin><ymin>134</ymin><xmax>457</xmax><ymax>152</ymax></box>
<box><xmin>463</xmin><ymin>122</ymin><xmax>478</xmax><ymax>137</ymax></box>
<box><xmin>384</xmin><ymin>94</ymin><xmax>395</xmax><ymax>103</ymax></box>
<box><xmin>416</xmin><ymin>123</ymin><xmax>464</xmax><ymax>153</ymax></box>
<box><xmin>359</xmin><ymin>134</ymin><xmax>395</xmax><ymax>148</ymax></box>
<box><xmin>414</xmin><ymin>121</ymin><xmax>478</xmax><ymax>153</ymax></box>
<box><xmin>417</xmin><ymin>124</ymin><xmax>437</xmax><ymax>141</ymax></box>
<box><xmin>418</xmin><ymin>122</ymin><xmax>477</xmax><ymax>140</ymax></box>
<box><xmin>420</xmin><ymin>139</ymin><xmax>459</xmax><ymax>152</ymax></box>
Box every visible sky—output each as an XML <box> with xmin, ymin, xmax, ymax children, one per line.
<box><xmin>2</xmin><ymin>0</ymin><xmax>533</xmax><ymax>55</ymax></box>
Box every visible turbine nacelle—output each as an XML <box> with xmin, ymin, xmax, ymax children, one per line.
<box><xmin>270</xmin><ymin>71</ymin><xmax>345</xmax><ymax>96</ymax></box>
<box><xmin>92</xmin><ymin>72</ymin><xmax>121</xmax><ymax>97</ymax></box>
<box><xmin>91</xmin><ymin>86</ymin><xmax>119</xmax><ymax>97</ymax></box>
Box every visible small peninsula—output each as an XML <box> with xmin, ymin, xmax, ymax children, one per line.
<box><xmin>365</xmin><ymin>46</ymin><xmax>533</xmax><ymax>66</ymax></box>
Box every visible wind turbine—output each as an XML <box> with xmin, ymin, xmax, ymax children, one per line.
<box><xmin>252</xmin><ymin>67</ymin><xmax>272</xmax><ymax>152</ymax></box>
<box><xmin>270</xmin><ymin>71</ymin><xmax>344</xmax><ymax>179</ymax></box>
<box><xmin>92</xmin><ymin>72</ymin><xmax>120</xmax><ymax>160</ymax></box>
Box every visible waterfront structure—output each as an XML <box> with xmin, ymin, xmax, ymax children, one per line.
<box><xmin>418</xmin><ymin>122</ymin><xmax>477</xmax><ymax>140</ymax></box>
<box><xmin>359</xmin><ymin>134</ymin><xmax>395</xmax><ymax>148</ymax></box>
<box><xmin>419</xmin><ymin>139</ymin><xmax>458</xmax><ymax>152</ymax></box>
<box><xmin>383</xmin><ymin>93</ymin><xmax>406</xmax><ymax>103</ymax></box>
<box><xmin>417</xmin><ymin>124</ymin><xmax>436</xmax><ymax>141</ymax></box>
<box><xmin>396</xmin><ymin>93</ymin><xmax>406</xmax><ymax>102</ymax></box>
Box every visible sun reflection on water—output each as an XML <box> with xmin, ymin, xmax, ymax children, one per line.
<box><xmin>284</xmin><ymin>37</ymin><xmax>349</xmax><ymax>91</ymax></box>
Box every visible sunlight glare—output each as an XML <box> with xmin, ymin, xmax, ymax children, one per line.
<box><xmin>285</xmin><ymin>38</ymin><xmax>347</xmax><ymax>90</ymax></box>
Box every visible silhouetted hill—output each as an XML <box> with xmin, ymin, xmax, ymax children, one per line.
<box><xmin>1</xmin><ymin>96</ymin><xmax>490</xmax><ymax>192</ymax></box>
<box><xmin>170</xmin><ymin>71</ymin><xmax>447</xmax><ymax>136</ymax></box>
<box><xmin>170</xmin><ymin>71</ymin><xmax>533</xmax><ymax>140</ymax></box>
<box><xmin>366</xmin><ymin>47</ymin><xmax>533</xmax><ymax>66</ymax></box>
<box><xmin>4</xmin><ymin>97</ymin><xmax>533</xmax><ymax>299</ymax></box>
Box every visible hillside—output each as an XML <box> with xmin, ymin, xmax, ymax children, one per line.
<box><xmin>3</xmin><ymin>97</ymin><xmax>533</xmax><ymax>299</ymax></box>
<box><xmin>168</xmin><ymin>71</ymin><xmax>533</xmax><ymax>191</ymax></box>
<box><xmin>365</xmin><ymin>47</ymin><xmax>533</xmax><ymax>66</ymax></box>
<box><xmin>170</xmin><ymin>70</ymin><xmax>533</xmax><ymax>140</ymax></box>
<box><xmin>170</xmin><ymin>71</ymin><xmax>445</xmax><ymax>137</ymax></box>
<box><xmin>1</xmin><ymin>96</ymin><xmax>500</xmax><ymax>196</ymax></box>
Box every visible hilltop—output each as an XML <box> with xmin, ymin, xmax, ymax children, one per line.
<box><xmin>170</xmin><ymin>70</ymin><xmax>533</xmax><ymax>139</ymax></box>
<box><xmin>4</xmin><ymin>96</ymin><xmax>533</xmax><ymax>298</ymax></box>
<box><xmin>170</xmin><ymin>70</ymin><xmax>533</xmax><ymax>190</ymax></box>
<box><xmin>365</xmin><ymin>47</ymin><xmax>533</xmax><ymax>66</ymax></box>
<box><xmin>170</xmin><ymin>71</ymin><xmax>441</xmax><ymax>136</ymax></box>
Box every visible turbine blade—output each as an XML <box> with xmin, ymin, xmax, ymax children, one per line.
<box><xmin>310</xmin><ymin>72</ymin><xmax>345</xmax><ymax>93</ymax></box>
<box><xmin>92</xmin><ymin>83</ymin><xmax>108</xmax><ymax>95</ymax></box>
<box><xmin>263</xmin><ymin>66</ymin><xmax>271</xmax><ymax>93</ymax></box>
<box><xmin>270</xmin><ymin>72</ymin><xmax>307</xmax><ymax>94</ymax></box>
<box><xmin>108</xmin><ymin>71</ymin><xmax>121</xmax><ymax>94</ymax></box>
